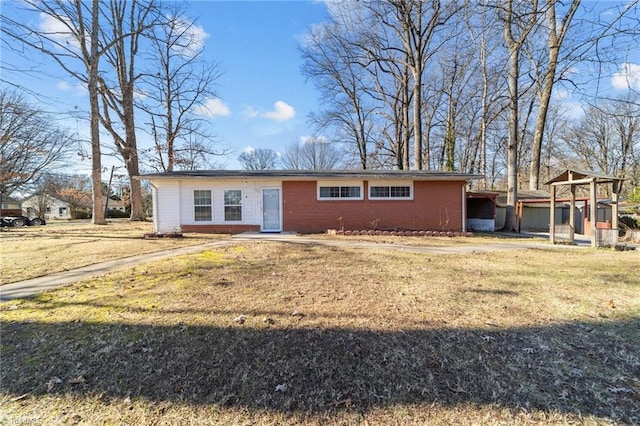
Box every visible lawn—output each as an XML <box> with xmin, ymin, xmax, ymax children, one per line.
<box><xmin>0</xmin><ymin>221</ymin><xmax>229</xmax><ymax>284</ymax></box>
<box><xmin>1</xmin><ymin>237</ymin><xmax>639</xmax><ymax>425</ymax></box>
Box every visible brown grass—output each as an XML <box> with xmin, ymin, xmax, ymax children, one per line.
<box><xmin>1</xmin><ymin>239</ymin><xmax>639</xmax><ymax>425</ymax></box>
<box><xmin>0</xmin><ymin>221</ymin><xmax>229</xmax><ymax>284</ymax></box>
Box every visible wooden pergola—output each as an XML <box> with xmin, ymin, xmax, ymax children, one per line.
<box><xmin>545</xmin><ymin>170</ymin><xmax>624</xmax><ymax>247</ymax></box>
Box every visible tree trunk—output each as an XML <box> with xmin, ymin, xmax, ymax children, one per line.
<box><xmin>88</xmin><ymin>0</ymin><xmax>105</xmax><ymax>225</ymax></box>
<box><xmin>529</xmin><ymin>0</ymin><xmax>580</xmax><ymax>190</ymax></box>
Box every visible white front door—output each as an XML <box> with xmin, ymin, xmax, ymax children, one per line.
<box><xmin>261</xmin><ymin>188</ymin><xmax>281</xmax><ymax>232</ymax></box>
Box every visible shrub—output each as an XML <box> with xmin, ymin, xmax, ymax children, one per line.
<box><xmin>619</xmin><ymin>215</ymin><xmax>639</xmax><ymax>230</ymax></box>
<box><xmin>106</xmin><ymin>209</ymin><xmax>130</xmax><ymax>219</ymax></box>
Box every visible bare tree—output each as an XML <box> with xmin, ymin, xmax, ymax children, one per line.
<box><xmin>527</xmin><ymin>0</ymin><xmax>581</xmax><ymax>190</ymax></box>
<box><xmin>501</xmin><ymin>0</ymin><xmax>540</xmax><ymax>231</ymax></box>
<box><xmin>1</xmin><ymin>0</ymin><xmax>106</xmax><ymax>224</ymax></box>
<box><xmin>0</xmin><ymin>90</ymin><xmax>72</xmax><ymax>204</ymax></box>
<box><xmin>238</xmin><ymin>148</ymin><xmax>279</xmax><ymax>170</ymax></box>
<box><xmin>97</xmin><ymin>0</ymin><xmax>158</xmax><ymax>221</ymax></box>
<box><xmin>559</xmin><ymin>97</ymin><xmax>640</xmax><ymax>193</ymax></box>
<box><xmin>281</xmin><ymin>137</ymin><xmax>343</xmax><ymax>170</ymax></box>
<box><xmin>301</xmin><ymin>9</ymin><xmax>377</xmax><ymax>169</ymax></box>
<box><xmin>139</xmin><ymin>7</ymin><xmax>226</xmax><ymax>172</ymax></box>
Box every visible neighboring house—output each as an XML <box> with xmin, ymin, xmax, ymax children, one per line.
<box><xmin>104</xmin><ymin>197</ymin><xmax>127</xmax><ymax>212</ymax></box>
<box><xmin>137</xmin><ymin>170</ymin><xmax>482</xmax><ymax>234</ymax></box>
<box><xmin>21</xmin><ymin>195</ymin><xmax>72</xmax><ymax>220</ymax></box>
<box><xmin>1</xmin><ymin>196</ymin><xmax>22</xmax><ymax>216</ymax></box>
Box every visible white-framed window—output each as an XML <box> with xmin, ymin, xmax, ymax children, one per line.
<box><xmin>194</xmin><ymin>190</ymin><xmax>212</xmax><ymax>221</ymax></box>
<box><xmin>368</xmin><ymin>182</ymin><xmax>413</xmax><ymax>200</ymax></box>
<box><xmin>317</xmin><ymin>181</ymin><xmax>363</xmax><ymax>200</ymax></box>
<box><xmin>224</xmin><ymin>189</ymin><xmax>242</xmax><ymax>221</ymax></box>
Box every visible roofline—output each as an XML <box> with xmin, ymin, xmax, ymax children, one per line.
<box><xmin>135</xmin><ymin>169</ymin><xmax>484</xmax><ymax>182</ymax></box>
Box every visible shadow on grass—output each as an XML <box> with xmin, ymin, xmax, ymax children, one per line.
<box><xmin>1</xmin><ymin>318</ymin><xmax>638</xmax><ymax>422</ymax></box>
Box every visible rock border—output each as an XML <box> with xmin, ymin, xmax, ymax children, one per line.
<box><xmin>327</xmin><ymin>229</ymin><xmax>473</xmax><ymax>237</ymax></box>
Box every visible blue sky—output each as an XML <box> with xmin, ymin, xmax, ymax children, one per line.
<box><xmin>1</xmin><ymin>0</ymin><xmax>331</xmax><ymax>172</ymax></box>
<box><xmin>187</xmin><ymin>1</ymin><xmax>329</xmax><ymax>167</ymax></box>
<box><xmin>1</xmin><ymin>0</ymin><xmax>639</xmax><ymax>176</ymax></box>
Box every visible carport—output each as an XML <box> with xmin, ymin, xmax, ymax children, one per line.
<box><xmin>546</xmin><ymin>170</ymin><xmax>623</xmax><ymax>247</ymax></box>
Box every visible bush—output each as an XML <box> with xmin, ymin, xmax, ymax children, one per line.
<box><xmin>106</xmin><ymin>209</ymin><xmax>130</xmax><ymax>219</ymax></box>
<box><xmin>72</xmin><ymin>209</ymin><xmax>91</xmax><ymax>220</ymax></box>
<box><xmin>619</xmin><ymin>215</ymin><xmax>639</xmax><ymax>230</ymax></box>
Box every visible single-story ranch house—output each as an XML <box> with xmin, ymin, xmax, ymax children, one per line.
<box><xmin>137</xmin><ymin>170</ymin><xmax>483</xmax><ymax>234</ymax></box>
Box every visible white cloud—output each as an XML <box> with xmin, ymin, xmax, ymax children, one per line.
<box><xmin>299</xmin><ymin>135</ymin><xmax>328</xmax><ymax>144</ymax></box>
<box><xmin>243</xmin><ymin>106</ymin><xmax>260</xmax><ymax>119</ymax></box>
<box><xmin>57</xmin><ymin>80</ymin><xmax>86</xmax><ymax>96</ymax></box>
<box><xmin>611</xmin><ymin>63</ymin><xmax>640</xmax><ymax>90</ymax></box>
<box><xmin>262</xmin><ymin>101</ymin><xmax>296</xmax><ymax>122</ymax></box>
<box><xmin>168</xmin><ymin>16</ymin><xmax>209</xmax><ymax>57</ymax></box>
<box><xmin>243</xmin><ymin>146</ymin><xmax>255</xmax><ymax>154</ymax></box>
<box><xmin>195</xmin><ymin>98</ymin><xmax>230</xmax><ymax>117</ymax></box>
<box><xmin>39</xmin><ymin>12</ymin><xmax>82</xmax><ymax>51</ymax></box>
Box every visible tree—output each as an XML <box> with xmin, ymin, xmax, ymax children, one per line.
<box><xmin>238</xmin><ymin>148</ymin><xmax>279</xmax><ymax>170</ymax></box>
<box><xmin>0</xmin><ymin>90</ymin><xmax>72</xmax><ymax>201</ymax></box>
<box><xmin>281</xmin><ymin>136</ymin><xmax>343</xmax><ymax>170</ymax></box>
<box><xmin>501</xmin><ymin>0</ymin><xmax>540</xmax><ymax>231</ymax></box>
<box><xmin>97</xmin><ymin>0</ymin><xmax>158</xmax><ymax>221</ymax></box>
<box><xmin>559</xmin><ymin>97</ymin><xmax>640</xmax><ymax>193</ymax></box>
<box><xmin>301</xmin><ymin>8</ymin><xmax>377</xmax><ymax>169</ymax></box>
<box><xmin>1</xmin><ymin>0</ymin><xmax>108</xmax><ymax>224</ymax></box>
<box><xmin>528</xmin><ymin>0</ymin><xmax>581</xmax><ymax>190</ymax></box>
<box><xmin>139</xmin><ymin>7</ymin><xmax>226</xmax><ymax>172</ymax></box>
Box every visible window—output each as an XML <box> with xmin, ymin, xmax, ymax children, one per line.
<box><xmin>318</xmin><ymin>185</ymin><xmax>362</xmax><ymax>199</ymax></box>
<box><xmin>59</xmin><ymin>207</ymin><xmax>68</xmax><ymax>216</ymax></box>
<box><xmin>194</xmin><ymin>190</ymin><xmax>212</xmax><ymax>221</ymax></box>
<box><xmin>224</xmin><ymin>189</ymin><xmax>242</xmax><ymax>221</ymax></box>
<box><xmin>369</xmin><ymin>184</ymin><xmax>412</xmax><ymax>200</ymax></box>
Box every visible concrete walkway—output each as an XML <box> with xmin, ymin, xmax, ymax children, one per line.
<box><xmin>0</xmin><ymin>240</ymin><xmax>234</xmax><ymax>301</ymax></box>
<box><xmin>1</xmin><ymin>233</ymin><xmax>584</xmax><ymax>301</ymax></box>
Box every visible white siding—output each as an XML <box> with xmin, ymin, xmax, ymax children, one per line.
<box><xmin>152</xmin><ymin>179</ymin><xmax>282</xmax><ymax>231</ymax></box>
<box><xmin>154</xmin><ymin>181</ymin><xmax>182</xmax><ymax>233</ymax></box>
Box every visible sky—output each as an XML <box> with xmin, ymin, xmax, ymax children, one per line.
<box><xmin>1</xmin><ymin>0</ymin><xmax>639</xmax><ymax>178</ymax></box>
<box><xmin>1</xmin><ymin>0</ymin><xmax>332</xmax><ymax>174</ymax></box>
<box><xmin>186</xmin><ymin>1</ymin><xmax>329</xmax><ymax>168</ymax></box>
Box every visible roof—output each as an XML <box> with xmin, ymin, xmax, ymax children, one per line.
<box><xmin>1</xmin><ymin>196</ymin><xmax>21</xmax><ymax>204</ymax></box>
<box><xmin>136</xmin><ymin>169</ymin><xmax>484</xmax><ymax>182</ymax></box>
<box><xmin>545</xmin><ymin>169</ymin><xmax>623</xmax><ymax>185</ymax></box>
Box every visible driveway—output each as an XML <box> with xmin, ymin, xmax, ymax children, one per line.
<box><xmin>0</xmin><ymin>233</ymin><xmax>585</xmax><ymax>301</ymax></box>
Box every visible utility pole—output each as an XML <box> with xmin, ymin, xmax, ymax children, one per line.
<box><xmin>104</xmin><ymin>165</ymin><xmax>115</xmax><ymax>219</ymax></box>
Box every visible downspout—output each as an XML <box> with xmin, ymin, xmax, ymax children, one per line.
<box><xmin>150</xmin><ymin>182</ymin><xmax>159</xmax><ymax>233</ymax></box>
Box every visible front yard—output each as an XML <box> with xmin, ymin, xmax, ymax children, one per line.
<box><xmin>1</xmin><ymin>230</ymin><xmax>639</xmax><ymax>424</ymax></box>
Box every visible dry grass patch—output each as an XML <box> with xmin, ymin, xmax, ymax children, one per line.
<box><xmin>0</xmin><ymin>221</ymin><xmax>229</xmax><ymax>284</ymax></box>
<box><xmin>1</xmin><ymin>242</ymin><xmax>639</xmax><ymax>425</ymax></box>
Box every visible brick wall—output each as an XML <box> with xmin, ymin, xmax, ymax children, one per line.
<box><xmin>282</xmin><ymin>180</ymin><xmax>464</xmax><ymax>233</ymax></box>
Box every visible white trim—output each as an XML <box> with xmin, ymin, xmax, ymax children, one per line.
<box><xmin>260</xmin><ymin>187</ymin><xmax>282</xmax><ymax>232</ymax></box>
<box><xmin>368</xmin><ymin>181</ymin><xmax>414</xmax><ymax>200</ymax></box>
<box><xmin>193</xmin><ymin>189</ymin><xmax>213</xmax><ymax>222</ymax></box>
<box><xmin>317</xmin><ymin>180</ymin><xmax>364</xmax><ymax>200</ymax></box>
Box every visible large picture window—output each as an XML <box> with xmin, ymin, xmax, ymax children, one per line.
<box><xmin>194</xmin><ymin>190</ymin><xmax>212</xmax><ymax>221</ymax></box>
<box><xmin>224</xmin><ymin>189</ymin><xmax>242</xmax><ymax>221</ymax></box>
<box><xmin>369</xmin><ymin>184</ymin><xmax>412</xmax><ymax>200</ymax></box>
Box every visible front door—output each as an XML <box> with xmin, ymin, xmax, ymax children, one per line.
<box><xmin>261</xmin><ymin>188</ymin><xmax>281</xmax><ymax>232</ymax></box>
